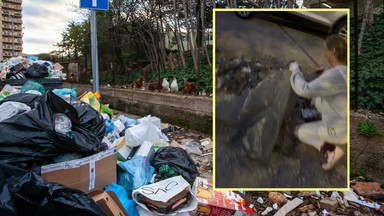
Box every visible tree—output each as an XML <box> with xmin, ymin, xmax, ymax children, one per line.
<box><xmin>358</xmin><ymin>0</ymin><xmax>375</xmax><ymax>55</ymax></box>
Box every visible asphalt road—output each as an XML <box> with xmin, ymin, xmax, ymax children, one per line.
<box><xmin>215</xmin><ymin>12</ymin><xmax>347</xmax><ymax>189</ymax></box>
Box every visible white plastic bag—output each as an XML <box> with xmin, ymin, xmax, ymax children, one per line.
<box><xmin>0</xmin><ymin>101</ymin><xmax>31</xmax><ymax>122</ymax></box>
<box><xmin>138</xmin><ymin>115</ymin><xmax>161</xmax><ymax>129</ymax></box>
<box><xmin>125</xmin><ymin>115</ymin><xmax>159</xmax><ymax>147</ymax></box>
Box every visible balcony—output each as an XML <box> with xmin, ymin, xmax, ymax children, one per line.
<box><xmin>2</xmin><ymin>25</ymin><xmax>22</xmax><ymax>31</ymax></box>
<box><xmin>2</xmin><ymin>39</ymin><xmax>23</xmax><ymax>44</ymax></box>
<box><xmin>4</xmin><ymin>0</ymin><xmax>22</xmax><ymax>3</ymax></box>
<box><xmin>2</xmin><ymin>5</ymin><xmax>22</xmax><ymax>11</ymax></box>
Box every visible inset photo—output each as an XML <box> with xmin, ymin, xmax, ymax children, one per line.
<box><xmin>214</xmin><ymin>9</ymin><xmax>349</xmax><ymax>189</ymax></box>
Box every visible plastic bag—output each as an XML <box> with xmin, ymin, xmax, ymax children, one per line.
<box><xmin>0</xmin><ymin>101</ymin><xmax>31</xmax><ymax>122</ymax></box>
<box><xmin>0</xmin><ymin>92</ymin><xmax>41</xmax><ymax>108</ymax></box>
<box><xmin>80</xmin><ymin>92</ymin><xmax>100</xmax><ymax>112</ymax></box>
<box><xmin>181</xmin><ymin>139</ymin><xmax>202</xmax><ymax>155</ymax></box>
<box><xmin>53</xmin><ymin>88</ymin><xmax>77</xmax><ymax>98</ymax></box>
<box><xmin>155</xmin><ymin>139</ymin><xmax>169</xmax><ymax>148</ymax></box>
<box><xmin>24</xmin><ymin>63</ymin><xmax>49</xmax><ymax>78</ymax></box>
<box><xmin>117</xmin><ymin>155</ymin><xmax>155</xmax><ymax>199</ymax></box>
<box><xmin>105</xmin><ymin>182</ymin><xmax>140</xmax><ymax>216</ymax></box>
<box><xmin>60</xmin><ymin>94</ymin><xmax>106</xmax><ymax>141</ymax></box>
<box><xmin>0</xmin><ymin>91</ymin><xmax>102</xmax><ymax>170</ymax></box>
<box><xmin>1</xmin><ymin>84</ymin><xmax>19</xmax><ymax>95</ymax></box>
<box><xmin>0</xmin><ymin>163</ymin><xmax>107</xmax><ymax>216</ymax></box>
<box><xmin>216</xmin><ymin>70</ymin><xmax>296</xmax><ymax>159</ymax></box>
<box><xmin>7</xmin><ymin>56</ymin><xmax>26</xmax><ymax>68</ymax></box>
<box><xmin>120</xmin><ymin>116</ymin><xmax>137</xmax><ymax>127</ymax></box>
<box><xmin>155</xmin><ymin>126</ymin><xmax>169</xmax><ymax>142</ymax></box>
<box><xmin>105</xmin><ymin>119</ymin><xmax>115</xmax><ymax>133</ymax></box>
<box><xmin>52</xmin><ymin>152</ymin><xmax>82</xmax><ymax>163</ymax></box>
<box><xmin>54</xmin><ymin>113</ymin><xmax>72</xmax><ymax>134</ymax></box>
<box><xmin>125</xmin><ymin>115</ymin><xmax>159</xmax><ymax>147</ymax></box>
<box><xmin>0</xmin><ymin>85</ymin><xmax>20</xmax><ymax>101</ymax></box>
<box><xmin>151</xmin><ymin>146</ymin><xmax>199</xmax><ymax>182</ymax></box>
<box><xmin>21</xmin><ymin>80</ymin><xmax>46</xmax><ymax>94</ymax></box>
<box><xmin>101</xmin><ymin>104</ymin><xmax>113</xmax><ymax>119</ymax></box>
<box><xmin>6</xmin><ymin>62</ymin><xmax>26</xmax><ymax>79</ymax></box>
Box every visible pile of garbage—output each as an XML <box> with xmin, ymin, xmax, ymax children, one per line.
<box><xmin>246</xmin><ymin>183</ymin><xmax>384</xmax><ymax>215</ymax></box>
<box><xmin>0</xmin><ymin>81</ymin><xmax>250</xmax><ymax>216</ymax></box>
<box><xmin>0</xmin><ymin>56</ymin><xmax>66</xmax><ymax>81</ymax></box>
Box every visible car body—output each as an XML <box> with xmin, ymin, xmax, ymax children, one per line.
<box><xmin>235</xmin><ymin>11</ymin><xmax>347</xmax><ymax>38</ymax></box>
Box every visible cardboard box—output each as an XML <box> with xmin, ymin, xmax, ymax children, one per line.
<box><xmin>53</xmin><ymin>63</ymin><xmax>64</xmax><ymax>70</ymax></box>
<box><xmin>90</xmin><ymin>190</ymin><xmax>129</xmax><ymax>216</ymax></box>
<box><xmin>114</xmin><ymin>137</ymin><xmax>134</xmax><ymax>161</ymax></box>
<box><xmin>135</xmin><ymin>140</ymin><xmax>155</xmax><ymax>162</ymax></box>
<box><xmin>41</xmin><ymin>148</ymin><xmax>117</xmax><ymax>194</ymax></box>
<box><xmin>193</xmin><ymin>177</ymin><xmax>254</xmax><ymax>216</ymax></box>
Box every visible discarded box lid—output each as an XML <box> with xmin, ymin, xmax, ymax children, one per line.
<box><xmin>53</xmin><ymin>63</ymin><xmax>64</xmax><ymax>70</ymax></box>
<box><xmin>41</xmin><ymin>148</ymin><xmax>117</xmax><ymax>194</ymax></box>
<box><xmin>193</xmin><ymin>177</ymin><xmax>254</xmax><ymax>215</ymax></box>
<box><xmin>89</xmin><ymin>190</ymin><xmax>129</xmax><ymax>216</ymax></box>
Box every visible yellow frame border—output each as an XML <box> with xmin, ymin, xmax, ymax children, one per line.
<box><xmin>213</xmin><ymin>8</ymin><xmax>350</xmax><ymax>191</ymax></box>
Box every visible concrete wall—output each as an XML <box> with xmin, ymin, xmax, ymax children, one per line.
<box><xmin>63</xmin><ymin>83</ymin><xmax>213</xmax><ymax>134</ymax></box>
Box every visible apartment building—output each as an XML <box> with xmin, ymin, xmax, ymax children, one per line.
<box><xmin>1</xmin><ymin>0</ymin><xmax>23</xmax><ymax>61</ymax></box>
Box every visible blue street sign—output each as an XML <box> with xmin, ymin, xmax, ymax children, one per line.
<box><xmin>80</xmin><ymin>0</ymin><xmax>109</xmax><ymax>10</ymax></box>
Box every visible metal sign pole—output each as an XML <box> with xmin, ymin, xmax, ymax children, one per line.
<box><xmin>90</xmin><ymin>9</ymin><xmax>99</xmax><ymax>93</ymax></box>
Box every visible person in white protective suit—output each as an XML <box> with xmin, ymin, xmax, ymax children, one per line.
<box><xmin>289</xmin><ymin>35</ymin><xmax>347</xmax><ymax>171</ymax></box>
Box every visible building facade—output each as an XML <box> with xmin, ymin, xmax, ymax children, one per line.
<box><xmin>1</xmin><ymin>0</ymin><xmax>23</xmax><ymax>61</ymax></box>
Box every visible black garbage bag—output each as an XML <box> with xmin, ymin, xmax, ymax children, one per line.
<box><xmin>60</xmin><ymin>94</ymin><xmax>106</xmax><ymax>141</ymax></box>
<box><xmin>0</xmin><ymin>91</ymin><xmax>102</xmax><ymax>169</ymax></box>
<box><xmin>0</xmin><ymin>163</ymin><xmax>107</xmax><ymax>216</ymax></box>
<box><xmin>6</xmin><ymin>63</ymin><xmax>27</xmax><ymax>79</ymax></box>
<box><xmin>151</xmin><ymin>146</ymin><xmax>199</xmax><ymax>182</ymax></box>
<box><xmin>24</xmin><ymin>63</ymin><xmax>49</xmax><ymax>78</ymax></box>
<box><xmin>0</xmin><ymin>93</ymin><xmax>41</xmax><ymax>108</ymax></box>
<box><xmin>216</xmin><ymin>70</ymin><xmax>296</xmax><ymax>160</ymax></box>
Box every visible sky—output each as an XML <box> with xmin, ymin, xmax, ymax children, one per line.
<box><xmin>22</xmin><ymin>0</ymin><xmax>86</xmax><ymax>54</ymax></box>
<box><xmin>20</xmin><ymin>0</ymin><xmax>306</xmax><ymax>55</ymax></box>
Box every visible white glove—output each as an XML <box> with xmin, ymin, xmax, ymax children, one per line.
<box><xmin>289</xmin><ymin>61</ymin><xmax>299</xmax><ymax>72</ymax></box>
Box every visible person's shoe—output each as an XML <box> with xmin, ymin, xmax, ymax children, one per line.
<box><xmin>322</xmin><ymin>146</ymin><xmax>344</xmax><ymax>171</ymax></box>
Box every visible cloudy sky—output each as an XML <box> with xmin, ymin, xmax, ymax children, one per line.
<box><xmin>22</xmin><ymin>0</ymin><xmax>86</xmax><ymax>54</ymax></box>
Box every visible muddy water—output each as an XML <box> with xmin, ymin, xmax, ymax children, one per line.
<box><xmin>215</xmin><ymin>12</ymin><xmax>347</xmax><ymax>188</ymax></box>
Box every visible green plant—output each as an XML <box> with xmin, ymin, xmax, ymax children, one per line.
<box><xmin>350</xmin><ymin>15</ymin><xmax>384</xmax><ymax>109</ymax></box>
<box><xmin>351</xmin><ymin>169</ymin><xmax>374</xmax><ymax>182</ymax></box>
<box><xmin>356</xmin><ymin>120</ymin><xmax>383</xmax><ymax>138</ymax></box>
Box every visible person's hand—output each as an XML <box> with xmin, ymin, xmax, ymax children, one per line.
<box><xmin>289</xmin><ymin>61</ymin><xmax>299</xmax><ymax>72</ymax></box>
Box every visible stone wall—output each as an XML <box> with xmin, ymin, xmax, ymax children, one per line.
<box><xmin>350</xmin><ymin>109</ymin><xmax>384</xmax><ymax>183</ymax></box>
<box><xmin>63</xmin><ymin>83</ymin><xmax>213</xmax><ymax>134</ymax></box>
